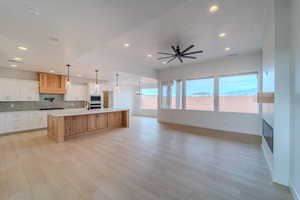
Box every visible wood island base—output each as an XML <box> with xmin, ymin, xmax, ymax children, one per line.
<box><xmin>47</xmin><ymin>109</ymin><xmax>129</xmax><ymax>142</ymax></box>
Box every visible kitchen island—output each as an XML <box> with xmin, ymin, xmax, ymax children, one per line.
<box><xmin>47</xmin><ymin>108</ymin><xmax>129</xmax><ymax>142</ymax></box>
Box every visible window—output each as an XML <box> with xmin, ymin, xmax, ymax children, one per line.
<box><xmin>161</xmin><ymin>82</ymin><xmax>169</xmax><ymax>109</ymax></box>
<box><xmin>219</xmin><ymin>73</ymin><xmax>258</xmax><ymax>113</ymax></box>
<box><xmin>185</xmin><ymin>78</ymin><xmax>214</xmax><ymax>111</ymax></box>
<box><xmin>160</xmin><ymin>80</ymin><xmax>183</xmax><ymax>109</ymax></box>
<box><xmin>170</xmin><ymin>80</ymin><xmax>177</xmax><ymax>109</ymax></box>
<box><xmin>140</xmin><ymin>88</ymin><xmax>158</xmax><ymax>110</ymax></box>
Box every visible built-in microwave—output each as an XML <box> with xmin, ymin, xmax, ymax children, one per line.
<box><xmin>90</xmin><ymin>96</ymin><xmax>102</xmax><ymax>109</ymax></box>
<box><xmin>90</xmin><ymin>95</ymin><xmax>101</xmax><ymax>103</ymax></box>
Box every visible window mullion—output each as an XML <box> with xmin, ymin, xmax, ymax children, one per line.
<box><xmin>182</xmin><ymin>80</ymin><xmax>186</xmax><ymax>110</ymax></box>
<box><xmin>214</xmin><ymin>77</ymin><xmax>219</xmax><ymax>112</ymax></box>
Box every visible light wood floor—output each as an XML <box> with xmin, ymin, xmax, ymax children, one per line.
<box><xmin>0</xmin><ymin>116</ymin><xmax>292</xmax><ymax>200</ymax></box>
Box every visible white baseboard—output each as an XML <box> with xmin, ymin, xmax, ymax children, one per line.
<box><xmin>261</xmin><ymin>137</ymin><xmax>273</xmax><ymax>176</ymax></box>
<box><xmin>290</xmin><ymin>184</ymin><xmax>300</xmax><ymax>200</ymax></box>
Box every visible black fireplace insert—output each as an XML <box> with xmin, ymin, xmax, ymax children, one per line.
<box><xmin>263</xmin><ymin>120</ymin><xmax>273</xmax><ymax>153</ymax></box>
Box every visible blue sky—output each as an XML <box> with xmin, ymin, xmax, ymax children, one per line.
<box><xmin>142</xmin><ymin>74</ymin><xmax>257</xmax><ymax>96</ymax></box>
<box><xmin>142</xmin><ymin>88</ymin><xmax>158</xmax><ymax>96</ymax></box>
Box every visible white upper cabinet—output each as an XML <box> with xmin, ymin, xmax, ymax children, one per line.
<box><xmin>0</xmin><ymin>78</ymin><xmax>39</xmax><ymax>101</ymax></box>
<box><xmin>20</xmin><ymin>81</ymin><xmax>40</xmax><ymax>101</ymax></box>
<box><xmin>65</xmin><ymin>84</ymin><xmax>88</xmax><ymax>101</ymax></box>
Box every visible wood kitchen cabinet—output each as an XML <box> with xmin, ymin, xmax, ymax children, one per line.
<box><xmin>72</xmin><ymin>116</ymin><xmax>88</xmax><ymax>134</ymax></box>
<box><xmin>38</xmin><ymin>72</ymin><xmax>66</xmax><ymax>94</ymax></box>
<box><xmin>108</xmin><ymin>112</ymin><xmax>123</xmax><ymax>128</ymax></box>
<box><xmin>64</xmin><ymin>117</ymin><xmax>73</xmax><ymax>136</ymax></box>
<box><xmin>97</xmin><ymin>113</ymin><xmax>108</xmax><ymax>129</ymax></box>
<box><xmin>48</xmin><ymin>110</ymin><xmax>129</xmax><ymax>142</ymax></box>
<box><xmin>88</xmin><ymin>113</ymin><xmax>108</xmax><ymax>131</ymax></box>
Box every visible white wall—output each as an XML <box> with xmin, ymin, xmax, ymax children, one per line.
<box><xmin>157</xmin><ymin>51</ymin><xmax>263</xmax><ymax>135</ymax></box>
<box><xmin>261</xmin><ymin>0</ymin><xmax>275</xmax><ymax>177</ymax></box>
<box><xmin>262</xmin><ymin>0</ymin><xmax>275</xmax><ymax>127</ymax></box>
<box><xmin>158</xmin><ymin>110</ymin><xmax>261</xmax><ymax>135</ymax></box>
<box><xmin>157</xmin><ymin>51</ymin><xmax>262</xmax><ymax>81</ymax></box>
<box><xmin>272</xmin><ymin>0</ymin><xmax>291</xmax><ymax>186</ymax></box>
<box><xmin>262</xmin><ymin>0</ymin><xmax>295</xmax><ymax>189</ymax></box>
<box><xmin>113</xmin><ymin>84</ymin><xmax>136</xmax><ymax>114</ymax></box>
<box><xmin>290</xmin><ymin>0</ymin><xmax>300</xmax><ymax>198</ymax></box>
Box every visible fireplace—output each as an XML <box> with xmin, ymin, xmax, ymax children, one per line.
<box><xmin>263</xmin><ymin>120</ymin><xmax>273</xmax><ymax>153</ymax></box>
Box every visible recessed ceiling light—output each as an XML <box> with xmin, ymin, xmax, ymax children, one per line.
<box><xmin>14</xmin><ymin>57</ymin><xmax>23</xmax><ymax>61</ymax></box>
<box><xmin>147</xmin><ymin>54</ymin><xmax>153</xmax><ymax>58</ymax></box>
<box><xmin>225</xmin><ymin>47</ymin><xmax>231</xmax><ymax>51</ymax></box>
<box><xmin>18</xmin><ymin>46</ymin><xmax>28</xmax><ymax>51</ymax></box>
<box><xmin>49</xmin><ymin>36</ymin><xmax>60</xmax><ymax>43</ymax></box>
<box><xmin>124</xmin><ymin>43</ymin><xmax>130</xmax><ymax>47</ymax></box>
<box><xmin>77</xmin><ymin>74</ymin><xmax>82</xmax><ymax>77</ymax></box>
<box><xmin>10</xmin><ymin>64</ymin><xmax>17</xmax><ymax>67</ymax></box>
<box><xmin>49</xmin><ymin>70</ymin><xmax>55</xmax><ymax>73</ymax></box>
<box><xmin>219</xmin><ymin>33</ymin><xmax>227</xmax><ymax>38</ymax></box>
<box><xmin>27</xmin><ymin>7</ymin><xmax>40</xmax><ymax>16</ymax></box>
<box><xmin>209</xmin><ymin>5</ymin><xmax>219</xmax><ymax>13</ymax></box>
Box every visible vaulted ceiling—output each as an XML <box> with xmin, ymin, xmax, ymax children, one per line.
<box><xmin>0</xmin><ymin>0</ymin><xmax>265</xmax><ymax>82</ymax></box>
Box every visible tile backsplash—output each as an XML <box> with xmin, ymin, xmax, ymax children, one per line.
<box><xmin>0</xmin><ymin>94</ymin><xmax>85</xmax><ymax>112</ymax></box>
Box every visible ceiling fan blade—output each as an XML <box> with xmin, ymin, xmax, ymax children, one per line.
<box><xmin>183</xmin><ymin>50</ymin><xmax>203</xmax><ymax>56</ymax></box>
<box><xmin>157</xmin><ymin>56</ymin><xmax>174</xmax><ymax>60</ymax></box>
<box><xmin>171</xmin><ymin>46</ymin><xmax>177</xmax><ymax>54</ymax></box>
<box><xmin>178</xmin><ymin>56</ymin><xmax>183</xmax><ymax>63</ymax></box>
<box><xmin>182</xmin><ymin>56</ymin><xmax>197</xmax><ymax>59</ymax></box>
<box><xmin>181</xmin><ymin>45</ymin><xmax>195</xmax><ymax>54</ymax></box>
<box><xmin>158</xmin><ymin>52</ymin><xmax>174</xmax><ymax>55</ymax></box>
<box><xmin>167</xmin><ymin>57</ymin><xmax>176</xmax><ymax>63</ymax></box>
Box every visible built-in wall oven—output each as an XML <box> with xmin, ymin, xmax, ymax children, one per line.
<box><xmin>90</xmin><ymin>96</ymin><xmax>102</xmax><ymax>109</ymax></box>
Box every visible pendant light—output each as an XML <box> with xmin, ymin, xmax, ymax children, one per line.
<box><xmin>66</xmin><ymin>64</ymin><xmax>71</xmax><ymax>90</ymax></box>
<box><xmin>115</xmin><ymin>73</ymin><xmax>120</xmax><ymax>90</ymax></box>
<box><xmin>95</xmin><ymin>69</ymin><xmax>99</xmax><ymax>88</ymax></box>
<box><xmin>136</xmin><ymin>80</ymin><xmax>142</xmax><ymax>95</ymax></box>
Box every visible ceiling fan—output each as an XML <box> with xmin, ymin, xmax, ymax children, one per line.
<box><xmin>158</xmin><ymin>45</ymin><xmax>203</xmax><ymax>64</ymax></box>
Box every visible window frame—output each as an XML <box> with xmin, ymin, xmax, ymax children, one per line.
<box><xmin>159</xmin><ymin>71</ymin><xmax>261</xmax><ymax>115</ymax></box>
<box><xmin>140</xmin><ymin>87</ymin><xmax>158</xmax><ymax>110</ymax></box>
<box><xmin>160</xmin><ymin>80</ymin><xmax>183</xmax><ymax>110</ymax></box>
<box><xmin>184</xmin><ymin>76</ymin><xmax>215</xmax><ymax>112</ymax></box>
<box><xmin>218</xmin><ymin>71</ymin><xmax>259</xmax><ymax>114</ymax></box>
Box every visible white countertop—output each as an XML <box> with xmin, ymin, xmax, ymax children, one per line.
<box><xmin>49</xmin><ymin>108</ymin><xmax>129</xmax><ymax>117</ymax></box>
